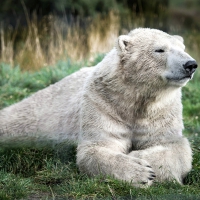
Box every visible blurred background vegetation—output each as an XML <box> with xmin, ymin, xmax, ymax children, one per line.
<box><xmin>0</xmin><ymin>0</ymin><xmax>200</xmax><ymax>70</ymax></box>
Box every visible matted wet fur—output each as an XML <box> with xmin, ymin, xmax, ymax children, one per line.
<box><xmin>0</xmin><ymin>28</ymin><xmax>198</xmax><ymax>187</ymax></box>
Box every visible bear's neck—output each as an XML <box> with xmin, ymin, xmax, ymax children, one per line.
<box><xmin>92</xmin><ymin>49</ymin><xmax>182</xmax><ymax>123</ymax></box>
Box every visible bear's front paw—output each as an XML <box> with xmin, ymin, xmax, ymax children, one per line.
<box><xmin>115</xmin><ymin>156</ymin><xmax>156</xmax><ymax>187</ymax></box>
<box><xmin>132</xmin><ymin>158</ymin><xmax>156</xmax><ymax>187</ymax></box>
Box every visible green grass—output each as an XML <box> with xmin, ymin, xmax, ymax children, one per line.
<box><xmin>0</xmin><ymin>55</ymin><xmax>200</xmax><ymax>199</ymax></box>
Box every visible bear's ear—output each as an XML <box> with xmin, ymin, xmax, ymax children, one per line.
<box><xmin>173</xmin><ymin>35</ymin><xmax>184</xmax><ymax>43</ymax></box>
<box><xmin>116</xmin><ymin>35</ymin><xmax>131</xmax><ymax>52</ymax></box>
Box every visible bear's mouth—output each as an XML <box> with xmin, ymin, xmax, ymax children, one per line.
<box><xmin>166</xmin><ymin>75</ymin><xmax>192</xmax><ymax>82</ymax></box>
<box><xmin>165</xmin><ymin>75</ymin><xmax>192</xmax><ymax>87</ymax></box>
<box><xmin>180</xmin><ymin>75</ymin><xmax>192</xmax><ymax>80</ymax></box>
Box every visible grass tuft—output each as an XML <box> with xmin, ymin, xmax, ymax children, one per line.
<box><xmin>0</xmin><ymin>171</ymin><xmax>33</xmax><ymax>200</ymax></box>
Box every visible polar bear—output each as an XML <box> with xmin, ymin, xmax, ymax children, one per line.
<box><xmin>0</xmin><ymin>28</ymin><xmax>198</xmax><ymax>187</ymax></box>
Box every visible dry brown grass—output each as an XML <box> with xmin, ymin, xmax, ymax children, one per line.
<box><xmin>0</xmin><ymin>12</ymin><xmax>121</xmax><ymax>71</ymax></box>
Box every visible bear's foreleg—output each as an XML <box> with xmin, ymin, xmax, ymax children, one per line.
<box><xmin>128</xmin><ymin>137</ymin><xmax>192</xmax><ymax>184</ymax></box>
<box><xmin>77</xmin><ymin>141</ymin><xmax>156</xmax><ymax>187</ymax></box>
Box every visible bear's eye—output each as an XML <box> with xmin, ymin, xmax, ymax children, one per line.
<box><xmin>155</xmin><ymin>49</ymin><xmax>165</xmax><ymax>53</ymax></box>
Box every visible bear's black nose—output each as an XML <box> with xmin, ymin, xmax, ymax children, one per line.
<box><xmin>183</xmin><ymin>60</ymin><xmax>198</xmax><ymax>74</ymax></box>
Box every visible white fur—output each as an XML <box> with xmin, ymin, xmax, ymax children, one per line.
<box><xmin>0</xmin><ymin>28</ymin><xmax>196</xmax><ymax>187</ymax></box>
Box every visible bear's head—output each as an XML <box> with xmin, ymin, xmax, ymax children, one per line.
<box><xmin>116</xmin><ymin>28</ymin><xmax>198</xmax><ymax>88</ymax></box>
